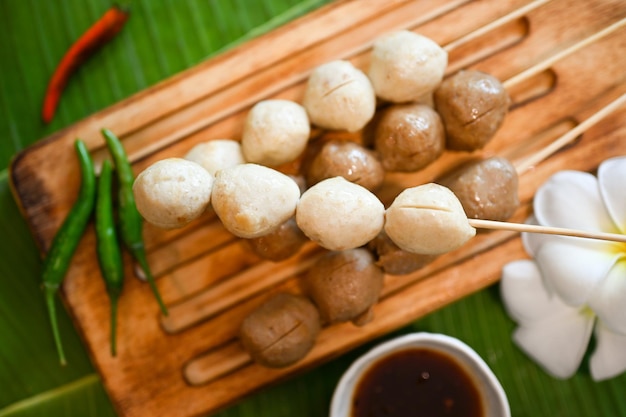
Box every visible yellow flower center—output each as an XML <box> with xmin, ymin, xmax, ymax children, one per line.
<box><xmin>579</xmin><ymin>305</ymin><xmax>596</xmax><ymax>320</ymax></box>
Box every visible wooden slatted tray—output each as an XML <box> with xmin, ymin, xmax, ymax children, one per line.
<box><xmin>9</xmin><ymin>0</ymin><xmax>626</xmax><ymax>416</ymax></box>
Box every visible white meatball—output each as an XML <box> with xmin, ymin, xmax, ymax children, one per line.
<box><xmin>133</xmin><ymin>158</ymin><xmax>214</xmax><ymax>229</ymax></box>
<box><xmin>296</xmin><ymin>177</ymin><xmax>384</xmax><ymax>251</ymax></box>
<box><xmin>241</xmin><ymin>100</ymin><xmax>311</xmax><ymax>167</ymax></box>
<box><xmin>211</xmin><ymin>163</ymin><xmax>301</xmax><ymax>238</ymax></box>
<box><xmin>368</xmin><ymin>31</ymin><xmax>447</xmax><ymax>103</ymax></box>
<box><xmin>384</xmin><ymin>183</ymin><xmax>475</xmax><ymax>255</ymax></box>
<box><xmin>184</xmin><ymin>139</ymin><xmax>245</xmax><ymax>176</ymax></box>
<box><xmin>303</xmin><ymin>60</ymin><xmax>376</xmax><ymax>132</ymax></box>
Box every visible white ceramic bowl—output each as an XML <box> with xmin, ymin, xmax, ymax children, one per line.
<box><xmin>330</xmin><ymin>332</ymin><xmax>510</xmax><ymax>417</ymax></box>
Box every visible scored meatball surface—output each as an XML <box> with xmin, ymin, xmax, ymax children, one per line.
<box><xmin>303</xmin><ymin>60</ymin><xmax>376</xmax><ymax>132</ymax></box>
<box><xmin>434</xmin><ymin>70</ymin><xmax>510</xmax><ymax>151</ymax></box>
<box><xmin>239</xmin><ymin>293</ymin><xmax>321</xmax><ymax>368</ymax></box>
<box><xmin>384</xmin><ymin>183</ymin><xmax>476</xmax><ymax>255</ymax></box>
<box><xmin>438</xmin><ymin>156</ymin><xmax>519</xmax><ymax>221</ymax></box>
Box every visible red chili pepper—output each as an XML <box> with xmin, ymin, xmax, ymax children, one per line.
<box><xmin>42</xmin><ymin>5</ymin><xmax>130</xmax><ymax>124</ymax></box>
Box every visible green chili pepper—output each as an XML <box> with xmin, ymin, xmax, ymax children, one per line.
<box><xmin>101</xmin><ymin>128</ymin><xmax>168</xmax><ymax>316</ymax></box>
<box><xmin>95</xmin><ymin>159</ymin><xmax>124</xmax><ymax>356</ymax></box>
<box><xmin>42</xmin><ymin>139</ymin><xmax>96</xmax><ymax>365</ymax></box>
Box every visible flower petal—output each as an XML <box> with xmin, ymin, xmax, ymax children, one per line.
<box><xmin>535</xmin><ymin>241</ymin><xmax>619</xmax><ymax>306</ymax></box>
<box><xmin>500</xmin><ymin>260</ymin><xmax>563</xmax><ymax>323</ymax></box>
<box><xmin>590</xmin><ymin>320</ymin><xmax>626</xmax><ymax>381</ymax></box>
<box><xmin>534</xmin><ymin>170</ymin><xmax>613</xmax><ymax>233</ymax></box>
<box><xmin>513</xmin><ymin>309</ymin><xmax>594</xmax><ymax>379</ymax></box>
<box><xmin>588</xmin><ymin>259</ymin><xmax>626</xmax><ymax>334</ymax></box>
<box><xmin>598</xmin><ymin>156</ymin><xmax>626</xmax><ymax>234</ymax></box>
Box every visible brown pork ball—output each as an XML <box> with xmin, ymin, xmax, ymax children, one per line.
<box><xmin>434</xmin><ymin>70</ymin><xmax>510</xmax><ymax>151</ymax></box>
<box><xmin>438</xmin><ymin>156</ymin><xmax>519</xmax><ymax>221</ymax></box>
<box><xmin>246</xmin><ymin>217</ymin><xmax>308</xmax><ymax>262</ymax></box>
<box><xmin>368</xmin><ymin>231</ymin><xmax>437</xmax><ymax>275</ymax></box>
<box><xmin>304</xmin><ymin>139</ymin><xmax>385</xmax><ymax>191</ymax></box>
<box><xmin>239</xmin><ymin>293</ymin><xmax>321</xmax><ymax>368</ymax></box>
<box><xmin>373</xmin><ymin>103</ymin><xmax>445</xmax><ymax>172</ymax></box>
<box><xmin>303</xmin><ymin>248</ymin><xmax>384</xmax><ymax>326</ymax></box>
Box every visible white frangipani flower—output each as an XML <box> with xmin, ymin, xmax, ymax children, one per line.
<box><xmin>501</xmin><ymin>156</ymin><xmax>626</xmax><ymax>381</ymax></box>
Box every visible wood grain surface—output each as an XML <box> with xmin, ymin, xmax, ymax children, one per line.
<box><xmin>9</xmin><ymin>0</ymin><xmax>626</xmax><ymax>416</ymax></box>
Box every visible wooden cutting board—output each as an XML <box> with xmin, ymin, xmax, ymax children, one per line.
<box><xmin>9</xmin><ymin>0</ymin><xmax>626</xmax><ymax>416</ymax></box>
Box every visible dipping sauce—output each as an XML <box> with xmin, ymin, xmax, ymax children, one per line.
<box><xmin>352</xmin><ymin>348</ymin><xmax>483</xmax><ymax>417</ymax></box>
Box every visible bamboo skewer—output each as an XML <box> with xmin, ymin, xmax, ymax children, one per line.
<box><xmin>442</xmin><ymin>0</ymin><xmax>553</xmax><ymax>52</ymax></box>
<box><xmin>478</xmin><ymin>92</ymin><xmax>626</xmax><ymax>243</ymax></box>
<box><xmin>503</xmin><ymin>17</ymin><xmax>626</xmax><ymax>89</ymax></box>
<box><xmin>514</xmin><ymin>93</ymin><xmax>626</xmax><ymax>174</ymax></box>
<box><xmin>469</xmin><ymin>219</ymin><xmax>626</xmax><ymax>243</ymax></box>
<box><xmin>467</xmin><ymin>15</ymin><xmax>626</xmax><ymax>242</ymax></box>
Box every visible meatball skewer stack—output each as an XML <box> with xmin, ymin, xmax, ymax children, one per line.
<box><xmin>131</xmin><ymin>28</ymin><xmax>625</xmax><ymax>369</ymax></box>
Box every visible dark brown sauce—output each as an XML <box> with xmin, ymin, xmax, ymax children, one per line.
<box><xmin>352</xmin><ymin>348</ymin><xmax>483</xmax><ymax>417</ymax></box>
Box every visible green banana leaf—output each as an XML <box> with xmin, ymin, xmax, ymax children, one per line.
<box><xmin>1</xmin><ymin>1</ymin><xmax>625</xmax><ymax>417</ymax></box>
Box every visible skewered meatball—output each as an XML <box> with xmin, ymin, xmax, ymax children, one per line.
<box><xmin>434</xmin><ymin>70</ymin><xmax>510</xmax><ymax>151</ymax></box>
<box><xmin>368</xmin><ymin>231</ymin><xmax>438</xmax><ymax>275</ymax></box>
<box><xmin>304</xmin><ymin>139</ymin><xmax>385</xmax><ymax>191</ymax></box>
<box><xmin>296</xmin><ymin>177</ymin><xmax>385</xmax><ymax>251</ymax></box>
<box><xmin>303</xmin><ymin>248</ymin><xmax>384</xmax><ymax>326</ymax></box>
<box><xmin>438</xmin><ymin>156</ymin><xmax>519</xmax><ymax>221</ymax></box>
<box><xmin>241</xmin><ymin>99</ymin><xmax>311</xmax><ymax>167</ymax></box>
<box><xmin>239</xmin><ymin>293</ymin><xmax>321</xmax><ymax>368</ymax></box>
<box><xmin>184</xmin><ymin>139</ymin><xmax>245</xmax><ymax>176</ymax></box>
<box><xmin>211</xmin><ymin>163</ymin><xmax>301</xmax><ymax>238</ymax></box>
<box><xmin>133</xmin><ymin>158</ymin><xmax>214</xmax><ymax>229</ymax></box>
<box><xmin>246</xmin><ymin>217</ymin><xmax>308</xmax><ymax>261</ymax></box>
<box><xmin>368</xmin><ymin>30</ymin><xmax>448</xmax><ymax>103</ymax></box>
<box><xmin>385</xmin><ymin>183</ymin><xmax>476</xmax><ymax>255</ymax></box>
<box><xmin>373</xmin><ymin>103</ymin><xmax>445</xmax><ymax>172</ymax></box>
<box><xmin>303</xmin><ymin>60</ymin><xmax>376</xmax><ymax>132</ymax></box>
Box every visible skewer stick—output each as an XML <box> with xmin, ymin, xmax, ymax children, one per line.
<box><xmin>502</xmin><ymin>17</ymin><xmax>626</xmax><ymax>89</ymax></box>
<box><xmin>469</xmin><ymin>218</ymin><xmax>626</xmax><ymax>243</ymax></box>
<box><xmin>487</xmin><ymin>94</ymin><xmax>626</xmax><ymax>242</ymax></box>
<box><xmin>515</xmin><ymin>93</ymin><xmax>626</xmax><ymax>174</ymax></box>
<box><xmin>446</xmin><ymin>15</ymin><xmax>626</xmax><ymax>243</ymax></box>
<box><xmin>443</xmin><ymin>0</ymin><xmax>552</xmax><ymax>52</ymax></box>
<box><xmin>493</xmin><ymin>21</ymin><xmax>626</xmax><ymax>240</ymax></box>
